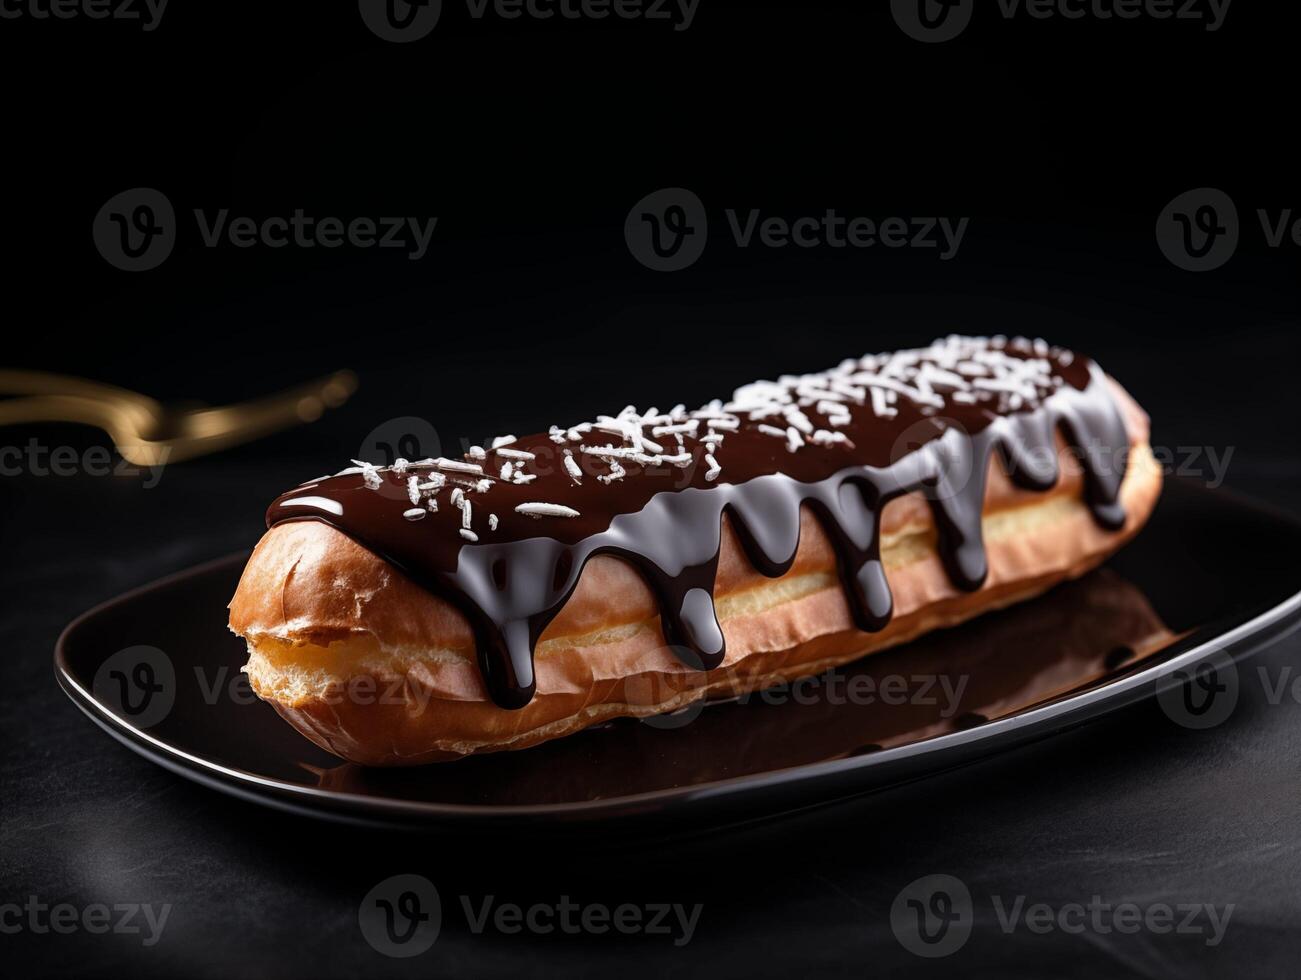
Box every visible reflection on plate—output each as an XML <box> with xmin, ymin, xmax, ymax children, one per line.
<box><xmin>307</xmin><ymin>568</ymin><xmax>1174</xmax><ymax>805</ymax></box>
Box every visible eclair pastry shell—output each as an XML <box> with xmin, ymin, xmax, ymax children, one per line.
<box><xmin>229</xmin><ymin>380</ymin><xmax>1161</xmax><ymax>764</ymax></box>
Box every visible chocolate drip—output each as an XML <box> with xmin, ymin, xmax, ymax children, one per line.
<box><xmin>267</xmin><ymin>346</ymin><xmax>1132</xmax><ymax>710</ymax></box>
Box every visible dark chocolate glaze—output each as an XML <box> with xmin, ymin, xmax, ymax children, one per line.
<box><xmin>267</xmin><ymin>342</ymin><xmax>1131</xmax><ymax>709</ymax></box>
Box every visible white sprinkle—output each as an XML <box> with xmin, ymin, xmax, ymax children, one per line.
<box><xmin>972</xmin><ymin>376</ymin><xmax>1038</xmax><ymax>399</ymax></box>
<box><xmin>785</xmin><ymin>427</ymin><xmax>804</xmax><ymax>452</ymax></box>
<box><xmin>450</xmin><ymin>487</ymin><xmax>464</xmax><ymax>506</ymax></box>
<box><xmin>407</xmin><ymin>476</ymin><xmax>420</xmax><ymax>505</ymax></box>
<box><xmin>500</xmin><ymin>461</ymin><xmax>514</xmax><ymax>481</ymax></box>
<box><xmin>460</xmin><ymin>528</ymin><xmax>479</xmax><ymax>542</ymax></box>
<box><xmin>488</xmin><ymin>513</ymin><xmax>499</xmax><ymax>530</ymax></box>
<box><xmin>811</xmin><ymin>429</ymin><xmax>851</xmax><ymax>447</ymax></box>
<box><xmin>458</xmin><ymin>497</ymin><xmax>472</xmax><ymax>529</ymax></box>
<box><xmin>598</xmin><ymin>460</ymin><xmax>627</xmax><ymax>484</ymax></box>
<box><xmin>757</xmin><ymin>424</ymin><xmax>787</xmax><ymax>439</ymax></box>
<box><xmin>516</xmin><ymin>502</ymin><xmax>581</xmax><ymax>519</ymax></box>
<box><xmin>513</xmin><ymin>474</ymin><xmax>538</xmax><ymax>484</ymax></box>
<box><xmin>563</xmin><ymin>450</ymin><xmax>583</xmax><ymax>483</ymax></box>
<box><xmin>467</xmin><ymin>446</ymin><xmax>486</xmax><ymax>460</ymax></box>
<box><xmin>403</xmin><ymin>507</ymin><xmax>425</xmax><ymax>521</ymax></box>
<box><xmin>417</xmin><ymin>474</ymin><xmax>446</xmax><ymax>491</ymax></box>
<box><xmin>651</xmin><ymin>421</ymin><xmax>698</xmax><ymax>437</ymax></box>
<box><xmin>783</xmin><ymin>408</ymin><xmax>814</xmax><ymax>435</ymax></box>
<box><xmin>581</xmin><ymin>444</ymin><xmax>641</xmax><ymax>460</ymax></box>
<box><xmin>869</xmin><ymin>387</ymin><xmax>898</xmax><ymax>419</ymax></box>
<box><xmin>434</xmin><ymin>458</ymin><xmax>484</xmax><ymax>475</ymax></box>
<box><xmin>491</xmin><ymin>435</ymin><xmax>518</xmax><ymax>448</ymax></box>
<box><xmin>855</xmin><ymin>375</ymin><xmax>944</xmax><ymax>408</ymax></box>
<box><xmin>494</xmin><ymin>447</ymin><xmax>536</xmax><ymax>461</ymax></box>
<box><xmin>425</xmin><ymin>498</ymin><xmax>438</xmax><ymax>512</ymax></box>
<box><xmin>391</xmin><ymin>458</ymin><xmax>410</xmax><ymax>474</ymax></box>
<box><xmin>704</xmin><ymin>454</ymin><xmax>721</xmax><ymax>481</ymax></box>
<box><xmin>705</xmin><ymin>417</ymin><xmax>739</xmax><ymax>432</ymax></box>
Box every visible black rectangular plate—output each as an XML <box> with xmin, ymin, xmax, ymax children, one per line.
<box><xmin>54</xmin><ymin>480</ymin><xmax>1301</xmax><ymax>831</ymax></box>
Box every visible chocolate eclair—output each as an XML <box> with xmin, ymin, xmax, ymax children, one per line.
<box><xmin>228</xmin><ymin>335</ymin><xmax>1161</xmax><ymax>764</ymax></box>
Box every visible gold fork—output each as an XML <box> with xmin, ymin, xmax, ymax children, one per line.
<box><xmin>0</xmin><ymin>369</ymin><xmax>358</xmax><ymax>467</ymax></box>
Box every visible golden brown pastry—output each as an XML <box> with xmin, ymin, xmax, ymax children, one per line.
<box><xmin>229</xmin><ymin>336</ymin><xmax>1161</xmax><ymax>764</ymax></box>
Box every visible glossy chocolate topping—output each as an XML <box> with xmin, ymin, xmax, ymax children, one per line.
<box><xmin>267</xmin><ymin>336</ymin><xmax>1131</xmax><ymax>709</ymax></box>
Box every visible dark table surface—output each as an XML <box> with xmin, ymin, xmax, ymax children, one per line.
<box><xmin>2</xmin><ymin>4</ymin><xmax>1300</xmax><ymax>973</ymax></box>
<box><xmin>4</xmin><ymin>435</ymin><xmax>1301</xmax><ymax>978</ymax></box>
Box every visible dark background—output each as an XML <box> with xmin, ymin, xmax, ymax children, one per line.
<box><xmin>3</xmin><ymin>1</ymin><xmax>1299</xmax><ymax>977</ymax></box>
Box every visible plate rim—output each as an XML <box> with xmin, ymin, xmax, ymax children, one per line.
<box><xmin>53</xmin><ymin>484</ymin><xmax>1301</xmax><ymax>827</ymax></box>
